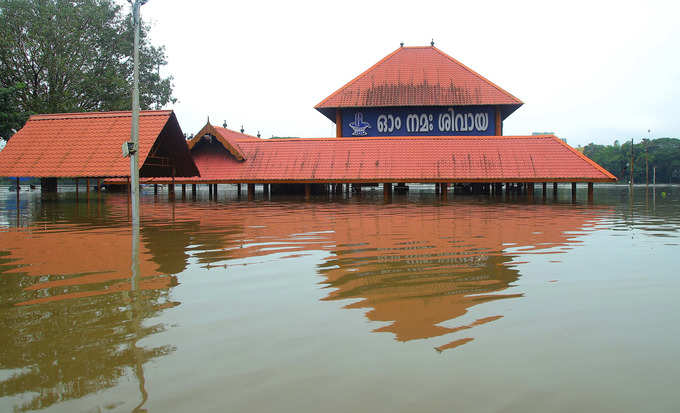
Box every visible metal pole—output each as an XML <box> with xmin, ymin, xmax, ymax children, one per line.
<box><xmin>129</xmin><ymin>0</ymin><xmax>144</xmax><ymax>228</ymax></box>
<box><xmin>630</xmin><ymin>138</ymin><xmax>634</xmax><ymax>189</ymax></box>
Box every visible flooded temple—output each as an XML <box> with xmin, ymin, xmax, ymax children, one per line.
<box><xmin>0</xmin><ymin>45</ymin><xmax>615</xmax><ymax>200</ymax></box>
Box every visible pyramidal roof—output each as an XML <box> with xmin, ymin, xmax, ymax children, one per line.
<box><xmin>315</xmin><ymin>46</ymin><xmax>523</xmax><ymax>121</ymax></box>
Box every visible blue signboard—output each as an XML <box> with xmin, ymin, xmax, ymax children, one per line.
<box><xmin>341</xmin><ymin>106</ymin><xmax>497</xmax><ymax>137</ymax></box>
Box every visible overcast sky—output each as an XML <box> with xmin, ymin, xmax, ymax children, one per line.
<box><xmin>133</xmin><ymin>0</ymin><xmax>678</xmax><ymax>146</ymax></box>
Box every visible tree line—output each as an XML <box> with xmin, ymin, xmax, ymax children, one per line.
<box><xmin>583</xmin><ymin>138</ymin><xmax>680</xmax><ymax>184</ymax></box>
<box><xmin>0</xmin><ymin>0</ymin><xmax>174</xmax><ymax>140</ymax></box>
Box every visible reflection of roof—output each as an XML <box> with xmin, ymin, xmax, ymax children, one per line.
<box><xmin>1</xmin><ymin>225</ymin><xmax>171</xmax><ymax>306</ymax></box>
<box><xmin>0</xmin><ymin>111</ymin><xmax>199</xmax><ymax>178</ymax></box>
<box><xmin>167</xmin><ymin>134</ymin><xmax>616</xmax><ymax>183</ymax></box>
<box><xmin>315</xmin><ymin>46</ymin><xmax>523</xmax><ymax>121</ymax></box>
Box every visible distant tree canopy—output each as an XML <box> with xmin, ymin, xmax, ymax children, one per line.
<box><xmin>0</xmin><ymin>0</ymin><xmax>175</xmax><ymax>140</ymax></box>
<box><xmin>584</xmin><ymin>138</ymin><xmax>680</xmax><ymax>184</ymax></box>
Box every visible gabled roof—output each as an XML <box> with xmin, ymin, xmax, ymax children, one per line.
<box><xmin>187</xmin><ymin>121</ymin><xmax>260</xmax><ymax>161</ymax></box>
<box><xmin>315</xmin><ymin>46</ymin><xmax>523</xmax><ymax>121</ymax></box>
<box><xmin>166</xmin><ymin>135</ymin><xmax>616</xmax><ymax>183</ymax></box>
<box><xmin>0</xmin><ymin>110</ymin><xmax>199</xmax><ymax>178</ymax></box>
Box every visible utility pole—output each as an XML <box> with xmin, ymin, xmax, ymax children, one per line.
<box><xmin>128</xmin><ymin>0</ymin><xmax>148</xmax><ymax>228</ymax></box>
<box><xmin>630</xmin><ymin>138</ymin><xmax>634</xmax><ymax>189</ymax></box>
<box><xmin>646</xmin><ymin>130</ymin><xmax>650</xmax><ymax>187</ymax></box>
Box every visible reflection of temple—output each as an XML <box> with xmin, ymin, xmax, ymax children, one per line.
<box><xmin>0</xmin><ymin>195</ymin><xmax>605</xmax><ymax>409</ymax></box>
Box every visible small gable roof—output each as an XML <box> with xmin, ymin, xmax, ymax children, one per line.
<box><xmin>315</xmin><ymin>46</ymin><xmax>523</xmax><ymax>121</ymax></box>
<box><xmin>187</xmin><ymin>121</ymin><xmax>260</xmax><ymax>161</ymax></box>
<box><xmin>0</xmin><ymin>110</ymin><xmax>199</xmax><ymax>178</ymax></box>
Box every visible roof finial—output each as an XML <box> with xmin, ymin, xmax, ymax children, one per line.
<box><xmin>257</xmin><ymin>131</ymin><xmax>261</xmax><ymax>138</ymax></box>
<box><xmin>207</xmin><ymin>115</ymin><xmax>210</xmax><ymax>124</ymax></box>
<box><xmin>240</xmin><ymin>125</ymin><xmax>244</xmax><ymax>134</ymax></box>
<box><xmin>431</xmin><ymin>38</ymin><xmax>435</xmax><ymax>47</ymax></box>
<box><xmin>222</xmin><ymin>120</ymin><xmax>227</xmax><ymax>128</ymax></box>
<box><xmin>400</xmin><ymin>41</ymin><xmax>404</xmax><ymax>48</ymax></box>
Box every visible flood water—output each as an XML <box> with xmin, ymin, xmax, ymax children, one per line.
<box><xmin>0</xmin><ymin>184</ymin><xmax>678</xmax><ymax>412</ymax></box>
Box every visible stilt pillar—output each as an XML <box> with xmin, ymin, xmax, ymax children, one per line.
<box><xmin>247</xmin><ymin>183</ymin><xmax>255</xmax><ymax>200</ymax></box>
<box><xmin>571</xmin><ymin>182</ymin><xmax>577</xmax><ymax>202</ymax></box>
<box><xmin>527</xmin><ymin>183</ymin><xmax>534</xmax><ymax>200</ymax></box>
<box><xmin>441</xmin><ymin>183</ymin><xmax>448</xmax><ymax>200</ymax></box>
<box><xmin>213</xmin><ymin>183</ymin><xmax>218</xmax><ymax>199</ymax></box>
<box><xmin>542</xmin><ymin>182</ymin><xmax>547</xmax><ymax>200</ymax></box>
<box><xmin>237</xmin><ymin>183</ymin><xmax>241</xmax><ymax>194</ymax></box>
<box><xmin>181</xmin><ymin>184</ymin><xmax>186</xmax><ymax>199</ymax></box>
<box><xmin>553</xmin><ymin>182</ymin><xmax>558</xmax><ymax>198</ymax></box>
<box><xmin>383</xmin><ymin>183</ymin><xmax>392</xmax><ymax>201</ymax></box>
<box><xmin>86</xmin><ymin>178</ymin><xmax>90</xmax><ymax>197</ymax></box>
<box><xmin>154</xmin><ymin>184</ymin><xmax>158</xmax><ymax>195</ymax></box>
<box><xmin>587</xmin><ymin>182</ymin><xmax>594</xmax><ymax>203</ymax></box>
<box><xmin>191</xmin><ymin>184</ymin><xmax>196</xmax><ymax>198</ymax></box>
<box><xmin>304</xmin><ymin>183</ymin><xmax>311</xmax><ymax>200</ymax></box>
<box><xmin>75</xmin><ymin>178</ymin><xmax>79</xmax><ymax>199</ymax></box>
<box><xmin>434</xmin><ymin>183</ymin><xmax>440</xmax><ymax>194</ymax></box>
<box><xmin>263</xmin><ymin>184</ymin><xmax>269</xmax><ymax>198</ymax></box>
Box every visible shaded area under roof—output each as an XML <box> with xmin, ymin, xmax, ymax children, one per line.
<box><xmin>0</xmin><ymin>111</ymin><xmax>199</xmax><ymax>178</ymax></box>
<box><xmin>315</xmin><ymin>46</ymin><xmax>523</xmax><ymax>122</ymax></box>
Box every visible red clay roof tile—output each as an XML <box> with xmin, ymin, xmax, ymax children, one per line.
<box><xmin>0</xmin><ymin>110</ymin><xmax>198</xmax><ymax>178</ymax></box>
<box><xmin>315</xmin><ymin>46</ymin><xmax>523</xmax><ymax>120</ymax></box>
<box><xmin>181</xmin><ymin>135</ymin><xmax>616</xmax><ymax>183</ymax></box>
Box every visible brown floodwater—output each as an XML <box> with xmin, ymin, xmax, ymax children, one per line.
<box><xmin>0</xmin><ymin>184</ymin><xmax>678</xmax><ymax>412</ymax></box>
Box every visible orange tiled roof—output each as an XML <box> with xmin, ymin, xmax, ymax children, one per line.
<box><xmin>172</xmin><ymin>134</ymin><xmax>616</xmax><ymax>183</ymax></box>
<box><xmin>0</xmin><ymin>110</ymin><xmax>199</xmax><ymax>178</ymax></box>
<box><xmin>315</xmin><ymin>46</ymin><xmax>523</xmax><ymax>120</ymax></box>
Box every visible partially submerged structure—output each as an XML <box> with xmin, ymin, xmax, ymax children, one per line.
<box><xmin>161</xmin><ymin>45</ymin><xmax>615</xmax><ymax>200</ymax></box>
<box><xmin>1</xmin><ymin>45</ymin><xmax>616</xmax><ymax>201</ymax></box>
<box><xmin>0</xmin><ymin>110</ymin><xmax>198</xmax><ymax>192</ymax></box>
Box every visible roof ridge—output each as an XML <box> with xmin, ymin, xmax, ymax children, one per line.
<box><xmin>242</xmin><ymin>135</ymin><xmax>555</xmax><ymax>143</ymax></box>
<box><xmin>213</xmin><ymin>125</ymin><xmax>260</xmax><ymax>140</ymax></box>
<box><xmin>29</xmin><ymin>110</ymin><xmax>172</xmax><ymax>121</ymax></box>
<box><xmin>431</xmin><ymin>46</ymin><xmax>522</xmax><ymax>104</ymax></box>
<box><xmin>314</xmin><ymin>46</ymin><xmax>403</xmax><ymax>109</ymax></box>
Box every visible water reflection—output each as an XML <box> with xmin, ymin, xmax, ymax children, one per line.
<box><xmin>2</xmin><ymin>186</ymin><xmax>677</xmax><ymax>411</ymax></box>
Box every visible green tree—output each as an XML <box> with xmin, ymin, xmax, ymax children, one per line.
<box><xmin>0</xmin><ymin>82</ymin><xmax>28</xmax><ymax>139</ymax></box>
<box><xmin>0</xmin><ymin>0</ymin><xmax>174</xmax><ymax>137</ymax></box>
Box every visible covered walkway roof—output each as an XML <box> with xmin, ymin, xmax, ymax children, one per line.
<box><xmin>148</xmin><ymin>132</ymin><xmax>616</xmax><ymax>184</ymax></box>
<box><xmin>0</xmin><ymin>110</ymin><xmax>199</xmax><ymax>179</ymax></box>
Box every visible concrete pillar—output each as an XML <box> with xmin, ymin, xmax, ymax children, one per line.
<box><xmin>248</xmin><ymin>183</ymin><xmax>255</xmax><ymax>200</ymax></box>
<box><xmin>542</xmin><ymin>182</ymin><xmax>547</xmax><ymax>200</ymax></box>
<box><xmin>588</xmin><ymin>182</ymin><xmax>594</xmax><ymax>203</ymax></box>
<box><xmin>383</xmin><ymin>183</ymin><xmax>392</xmax><ymax>201</ymax></box>
<box><xmin>304</xmin><ymin>183</ymin><xmax>311</xmax><ymax>200</ymax></box>
<box><xmin>571</xmin><ymin>182</ymin><xmax>577</xmax><ymax>202</ymax></box>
